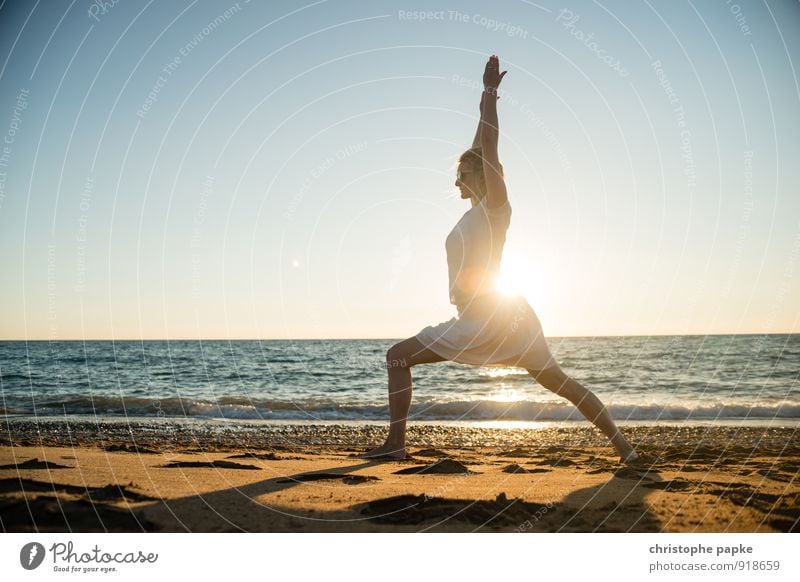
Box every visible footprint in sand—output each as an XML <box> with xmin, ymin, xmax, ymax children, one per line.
<box><xmin>276</xmin><ymin>473</ymin><xmax>379</xmax><ymax>484</ymax></box>
<box><xmin>412</xmin><ymin>448</ymin><xmax>451</xmax><ymax>458</ymax></box>
<box><xmin>159</xmin><ymin>460</ymin><xmax>261</xmax><ymax>470</ymax></box>
<box><xmin>502</xmin><ymin>463</ymin><xmax>550</xmax><ymax>474</ymax></box>
<box><xmin>0</xmin><ymin>458</ymin><xmax>73</xmax><ymax>470</ymax></box>
<box><xmin>393</xmin><ymin>459</ymin><xmax>478</xmax><ymax>475</ymax></box>
<box><xmin>226</xmin><ymin>452</ymin><xmax>282</xmax><ymax>461</ymax></box>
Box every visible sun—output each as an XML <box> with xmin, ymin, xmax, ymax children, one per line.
<box><xmin>494</xmin><ymin>250</ymin><xmax>541</xmax><ymax>304</ymax></box>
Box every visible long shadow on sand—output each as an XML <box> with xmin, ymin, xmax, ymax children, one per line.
<box><xmin>534</xmin><ymin>468</ymin><xmax>664</xmax><ymax>532</ymax></box>
<box><xmin>356</xmin><ymin>464</ymin><xmax>665</xmax><ymax>532</ymax></box>
<box><xmin>129</xmin><ymin>459</ymin><xmax>395</xmax><ymax>532</ymax></box>
<box><xmin>2</xmin><ymin>457</ymin><xmax>667</xmax><ymax>532</ymax></box>
<box><xmin>0</xmin><ymin>458</ymin><xmax>387</xmax><ymax>532</ymax></box>
<box><xmin>139</xmin><ymin>459</ymin><xmax>666</xmax><ymax>532</ymax></box>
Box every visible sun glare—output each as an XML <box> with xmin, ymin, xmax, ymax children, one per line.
<box><xmin>488</xmin><ymin>388</ymin><xmax>528</xmax><ymax>402</ymax></box>
<box><xmin>495</xmin><ymin>250</ymin><xmax>542</xmax><ymax>306</ymax></box>
<box><xmin>480</xmin><ymin>366</ymin><xmax>524</xmax><ymax>378</ymax></box>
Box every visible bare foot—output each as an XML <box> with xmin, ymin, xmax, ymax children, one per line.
<box><xmin>619</xmin><ymin>450</ymin><xmax>641</xmax><ymax>465</ymax></box>
<box><xmin>356</xmin><ymin>443</ymin><xmax>406</xmax><ymax>460</ymax></box>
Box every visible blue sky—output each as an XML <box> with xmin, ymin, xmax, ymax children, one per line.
<box><xmin>0</xmin><ymin>0</ymin><xmax>798</xmax><ymax>339</ymax></box>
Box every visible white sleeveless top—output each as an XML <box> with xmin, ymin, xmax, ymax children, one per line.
<box><xmin>445</xmin><ymin>196</ymin><xmax>512</xmax><ymax>308</ymax></box>
<box><xmin>417</xmin><ymin>195</ymin><xmax>555</xmax><ymax>369</ymax></box>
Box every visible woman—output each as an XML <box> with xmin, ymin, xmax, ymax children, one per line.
<box><xmin>360</xmin><ymin>55</ymin><xmax>639</xmax><ymax>464</ymax></box>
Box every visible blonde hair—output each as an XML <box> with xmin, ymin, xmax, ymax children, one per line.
<box><xmin>457</xmin><ymin>147</ymin><xmax>505</xmax><ymax>199</ymax></box>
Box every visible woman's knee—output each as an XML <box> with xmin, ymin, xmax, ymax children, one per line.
<box><xmin>386</xmin><ymin>344</ymin><xmax>410</xmax><ymax>369</ymax></box>
<box><xmin>528</xmin><ymin>365</ymin><xmax>574</xmax><ymax>397</ymax></box>
<box><xmin>387</xmin><ymin>337</ymin><xmax>445</xmax><ymax>368</ymax></box>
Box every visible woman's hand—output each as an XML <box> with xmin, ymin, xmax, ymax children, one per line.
<box><xmin>483</xmin><ymin>54</ymin><xmax>507</xmax><ymax>95</ymax></box>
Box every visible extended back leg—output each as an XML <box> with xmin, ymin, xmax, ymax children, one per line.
<box><xmin>527</xmin><ymin>365</ymin><xmax>639</xmax><ymax>463</ymax></box>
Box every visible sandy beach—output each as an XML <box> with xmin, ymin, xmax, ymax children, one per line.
<box><xmin>1</xmin><ymin>420</ymin><xmax>797</xmax><ymax>532</ymax></box>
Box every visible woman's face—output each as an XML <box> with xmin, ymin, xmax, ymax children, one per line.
<box><xmin>455</xmin><ymin>163</ymin><xmax>483</xmax><ymax>201</ymax></box>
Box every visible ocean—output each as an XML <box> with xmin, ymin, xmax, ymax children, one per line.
<box><xmin>1</xmin><ymin>335</ymin><xmax>797</xmax><ymax>427</ymax></box>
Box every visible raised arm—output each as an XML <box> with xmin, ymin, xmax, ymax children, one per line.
<box><xmin>471</xmin><ymin>96</ymin><xmax>482</xmax><ymax>148</ymax></box>
<box><xmin>471</xmin><ymin>92</ymin><xmax>489</xmax><ymax>148</ymax></box>
<box><xmin>480</xmin><ymin>55</ymin><xmax>508</xmax><ymax>209</ymax></box>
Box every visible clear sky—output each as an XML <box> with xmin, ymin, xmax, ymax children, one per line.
<box><xmin>0</xmin><ymin>0</ymin><xmax>798</xmax><ymax>340</ymax></box>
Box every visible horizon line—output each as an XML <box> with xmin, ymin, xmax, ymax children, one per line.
<box><xmin>2</xmin><ymin>331</ymin><xmax>798</xmax><ymax>342</ymax></box>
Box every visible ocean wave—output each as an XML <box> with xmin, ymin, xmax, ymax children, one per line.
<box><xmin>2</xmin><ymin>394</ymin><xmax>799</xmax><ymax>422</ymax></box>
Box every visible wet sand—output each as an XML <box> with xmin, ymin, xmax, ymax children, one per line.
<box><xmin>1</xmin><ymin>419</ymin><xmax>797</xmax><ymax>532</ymax></box>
